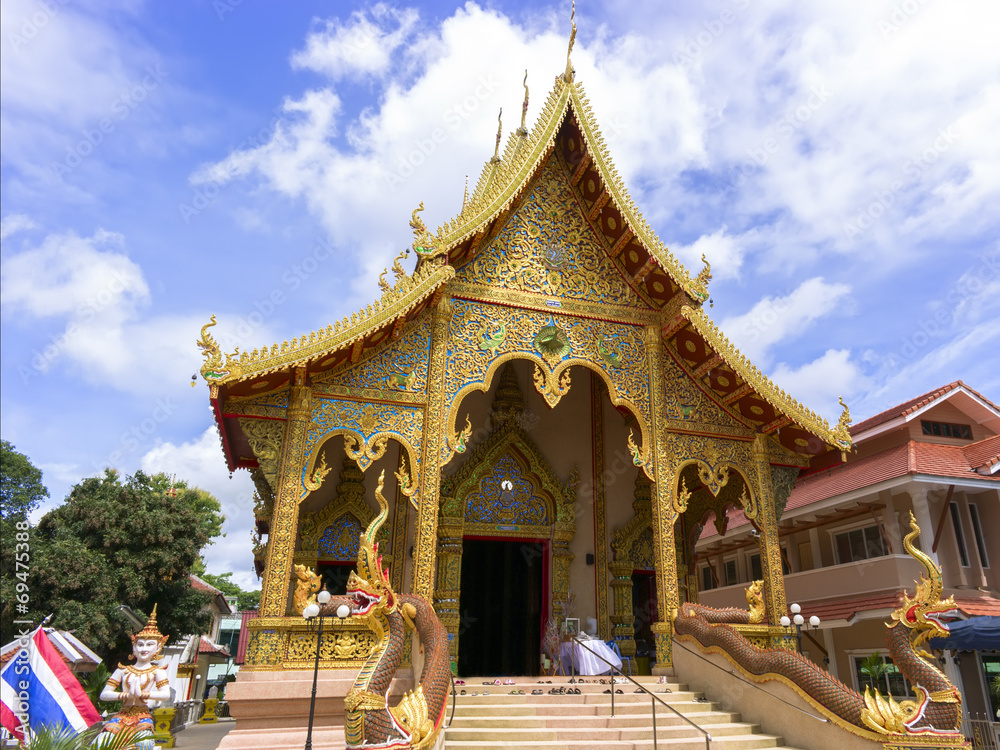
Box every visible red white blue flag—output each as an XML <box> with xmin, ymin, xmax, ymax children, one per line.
<box><xmin>1</xmin><ymin>628</ymin><xmax>101</xmax><ymax>740</ymax></box>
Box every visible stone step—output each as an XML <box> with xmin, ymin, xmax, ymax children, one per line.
<box><xmin>445</xmin><ymin>721</ymin><xmax>760</xmax><ymax>742</ymax></box>
<box><xmin>444</xmin><ymin>736</ymin><xmax>794</xmax><ymax>750</ymax></box>
<box><xmin>447</xmin><ymin>710</ymin><xmax>740</xmax><ymax>729</ymax></box>
<box><xmin>447</xmin><ymin>698</ymin><xmax>723</xmax><ymax>717</ymax></box>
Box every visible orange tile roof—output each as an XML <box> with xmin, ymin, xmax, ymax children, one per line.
<box><xmin>963</xmin><ymin>434</ymin><xmax>1000</xmax><ymax>472</ymax></box>
<box><xmin>776</xmin><ymin>593</ymin><xmax>1000</xmax><ymax>622</ymax></box>
<box><xmin>189</xmin><ymin>575</ymin><xmax>222</xmax><ymax>594</ymax></box>
<box><xmin>699</xmin><ymin>438</ymin><xmax>998</xmax><ymax>541</ymax></box>
<box><xmin>851</xmin><ymin>381</ymin><xmax>999</xmax><ymax>435</ymax></box>
<box><xmin>958</xmin><ymin>598</ymin><xmax>1000</xmax><ymax>617</ymax></box>
<box><xmin>198</xmin><ymin>636</ymin><xmax>230</xmax><ymax>656</ymax></box>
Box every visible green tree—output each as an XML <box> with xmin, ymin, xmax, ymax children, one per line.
<box><xmin>1</xmin><ymin>469</ymin><xmax>225</xmax><ymax>665</ymax></box>
<box><xmin>0</xmin><ymin>440</ymin><xmax>50</xmax><ymax>645</ymax></box>
<box><xmin>201</xmin><ymin>571</ymin><xmax>261</xmax><ymax>611</ymax></box>
<box><xmin>1</xmin><ymin>439</ymin><xmax>49</xmax><ymax>525</ymax></box>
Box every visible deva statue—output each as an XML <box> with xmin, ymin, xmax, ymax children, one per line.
<box><xmin>98</xmin><ymin>605</ymin><xmax>171</xmax><ymax>749</ymax></box>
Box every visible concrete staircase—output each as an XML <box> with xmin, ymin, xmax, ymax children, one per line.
<box><xmin>443</xmin><ymin>676</ymin><xmax>800</xmax><ymax>750</ymax></box>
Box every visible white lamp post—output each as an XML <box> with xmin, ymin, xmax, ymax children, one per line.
<box><xmin>303</xmin><ymin>590</ymin><xmax>333</xmax><ymax>750</ymax></box>
<box><xmin>783</xmin><ymin>603</ymin><xmax>821</xmax><ymax>653</ymax></box>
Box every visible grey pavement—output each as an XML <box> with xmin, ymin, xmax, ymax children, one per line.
<box><xmin>172</xmin><ymin>718</ymin><xmax>235</xmax><ymax>750</ymax></box>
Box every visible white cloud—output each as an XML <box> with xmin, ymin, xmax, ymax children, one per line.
<box><xmin>141</xmin><ymin>427</ymin><xmax>259</xmax><ymax>591</ymax></box>
<box><xmin>0</xmin><ymin>213</ymin><xmax>35</xmax><ymax>239</ymax></box>
<box><xmin>770</xmin><ymin>348</ymin><xmax>868</xmax><ymax>423</ymax></box>
<box><xmin>669</xmin><ymin>226</ymin><xmax>748</xmax><ymax>281</ymax></box>
<box><xmin>291</xmin><ymin>4</ymin><xmax>419</xmax><ymax>80</ymax></box>
<box><xmin>0</xmin><ymin>228</ymin><xmax>217</xmax><ymax>393</ymax></box>
<box><xmin>718</xmin><ymin>277</ymin><xmax>851</xmax><ymax>364</ymax></box>
<box><xmin>192</xmin><ymin>3</ymin><xmax>712</xmax><ymax>302</ymax></box>
<box><xmin>1</xmin><ymin>229</ymin><xmax>149</xmax><ymax>319</ymax></box>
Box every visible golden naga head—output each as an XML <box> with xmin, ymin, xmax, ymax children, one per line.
<box><xmin>890</xmin><ymin>512</ymin><xmax>959</xmax><ymax>653</ymax></box>
<box><xmin>346</xmin><ymin>470</ymin><xmax>397</xmax><ymax>617</ymax></box>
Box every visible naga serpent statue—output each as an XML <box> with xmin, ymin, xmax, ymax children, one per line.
<box><xmin>313</xmin><ymin>470</ymin><xmax>451</xmax><ymax>749</ymax></box>
<box><xmin>675</xmin><ymin>512</ymin><xmax>964</xmax><ymax>744</ymax></box>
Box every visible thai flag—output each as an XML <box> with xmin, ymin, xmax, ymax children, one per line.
<box><xmin>1</xmin><ymin>628</ymin><xmax>101</xmax><ymax>741</ymax></box>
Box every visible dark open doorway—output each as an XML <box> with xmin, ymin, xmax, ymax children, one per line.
<box><xmin>632</xmin><ymin>572</ymin><xmax>657</xmax><ymax>660</ymax></box>
<box><xmin>458</xmin><ymin>538</ymin><xmax>543</xmax><ymax>676</ymax></box>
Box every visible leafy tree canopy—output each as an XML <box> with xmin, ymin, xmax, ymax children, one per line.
<box><xmin>1</xmin><ymin>468</ymin><xmax>225</xmax><ymax>666</ymax></box>
<box><xmin>1</xmin><ymin>439</ymin><xmax>49</xmax><ymax>521</ymax></box>
<box><xmin>200</xmin><ymin>572</ymin><xmax>260</xmax><ymax>612</ymax></box>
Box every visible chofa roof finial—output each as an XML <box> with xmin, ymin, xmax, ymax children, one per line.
<box><xmin>518</xmin><ymin>70</ymin><xmax>530</xmax><ymax>135</ymax></box>
<box><xmin>492</xmin><ymin>108</ymin><xmax>503</xmax><ymax>162</ymax></box>
<box><xmin>564</xmin><ymin>0</ymin><xmax>577</xmax><ymax>83</ymax></box>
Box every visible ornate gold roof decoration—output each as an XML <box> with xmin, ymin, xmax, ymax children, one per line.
<box><xmin>680</xmin><ymin>304</ymin><xmax>853</xmax><ymax>451</ymax></box>
<box><xmin>563</xmin><ymin>1</ymin><xmax>577</xmax><ymax>84</ymax></box>
<box><xmin>199</xmin><ymin>259</ymin><xmax>454</xmax><ymax>386</ymax></box>
<box><xmin>518</xmin><ymin>70</ymin><xmax>530</xmax><ymax>135</ymax></box>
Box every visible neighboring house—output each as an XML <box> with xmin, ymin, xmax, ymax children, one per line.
<box><xmin>163</xmin><ymin>575</ymin><xmax>233</xmax><ymax>701</ymax></box>
<box><xmin>695</xmin><ymin>381</ymin><xmax>1000</xmax><ymax>721</ymax></box>
<box><xmin>205</xmin><ymin>598</ymin><xmax>244</xmax><ymax>694</ymax></box>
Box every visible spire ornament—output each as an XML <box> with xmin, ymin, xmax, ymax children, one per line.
<box><xmin>564</xmin><ymin>1</ymin><xmax>577</xmax><ymax>83</ymax></box>
<box><xmin>492</xmin><ymin>108</ymin><xmax>503</xmax><ymax>163</ymax></box>
<box><xmin>518</xmin><ymin>70</ymin><xmax>530</xmax><ymax>135</ymax></box>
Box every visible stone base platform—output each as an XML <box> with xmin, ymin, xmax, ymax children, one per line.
<box><xmin>217</xmin><ymin>668</ymin><xmax>414</xmax><ymax>750</ymax></box>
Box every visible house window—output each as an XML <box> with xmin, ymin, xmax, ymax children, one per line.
<box><xmin>950</xmin><ymin>502</ymin><xmax>970</xmax><ymax>567</ymax></box>
<box><xmin>969</xmin><ymin>503</ymin><xmax>989</xmax><ymax>568</ymax></box>
<box><xmin>724</xmin><ymin>559</ymin><xmax>738</xmax><ymax>586</ymax></box>
<box><xmin>749</xmin><ymin>553</ymin><xmax>763</xmax><ymax>581</ymax></box>
<box><xmin>700</xmin><ymin>564</ymin><xmax>715</xmax><ymax>591</ymax></box>
<box><xmin>834</xmin><ymin>525</ymin><xmax>887</xmax><ymax>564</ymax></box>
<box><xmin>921</xmin><ymin>420</ymin><xmax>973</xmax><ymax>439</ymax></box>
<box><xmin>853</xmin><ymin>654</ymin><xmax>911</xmax><ymax>699</ymax></box>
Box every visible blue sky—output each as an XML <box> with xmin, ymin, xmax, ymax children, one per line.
<box><xmin>2</xmin><ymin>0</ymin><xmax>998</xmax><ymax>588</ymax></box>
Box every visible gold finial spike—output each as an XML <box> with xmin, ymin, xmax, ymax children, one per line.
<box><xmin>518</xmin><ymin>69</ymin><xmax>530</xmax><ymax>134</ymax></box>
<box><xmin>461</xmin><ymin>175</ymin><xmax>469</xmax><ymax>216</ymax></box>
<box><xmin>492</xmin><ymin>108</ymin><xmax>503</xmax><ymax>162</ymax></box>
<box><xmin>564</xmin><ymin>0</ymin><xmax>577</xmax><ymax>83</ymax></box>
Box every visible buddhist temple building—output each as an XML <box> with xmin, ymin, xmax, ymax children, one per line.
<box><xmin>199</xmin><ymin>47</ymin><xmax>854</xmax><ymax>683</ymax></box>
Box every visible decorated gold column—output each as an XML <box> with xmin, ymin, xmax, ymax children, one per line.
<box><xmin>751</xmin><ymin>433</ymin><xmax>788</xmax><ymax>626</ymax></box>
<box><xmin>645</xmin><ymin>325</ymin><xmax>679</xmax><ymax>669</ymax></box>
<box><xmin>433</xmin><ymin>514</ymin><xmax>464</xmax><ymax>663</ymax></box>
<box><xmin>413</xmin><ymin>295</ymin><xmax>453</xmax><ymax>598</ymax></box>
<box><xmin>608</xmin><ymin>560</ymin><xmax>636</xmax><ymax>657</ymax></box>
<box><xmin>258</xmin><ymin>368</ymin><xmax>312</xmax><ymax>619</ymax></box>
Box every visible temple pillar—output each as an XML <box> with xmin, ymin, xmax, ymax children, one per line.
<box><xmin>413</xmin><ymin>295</ymin><xmax>453</xmax><ymax>599</ymax></box>
<box><xmin>751</xmin><ymin>434</ymin><xmax>787</xmax><ymax>626</ymax></box>
<box><xmin>608</xmin><ymin>561</ymin><xmax>636</xmax><ymax>657</ymax></box>
<box><xmin>645</xmin><ymin>325</ymin><xmax>679</xmax><ymax>669</ymax></box>
<box><xmin>258</xmin><ymin>368</ymin><xmax>312</xmax><ymax>619</ymax></box>
<box><xmin>433</xmin><ymin>514</ymin><xmax>464</xmax><ymax>665</ymax></box>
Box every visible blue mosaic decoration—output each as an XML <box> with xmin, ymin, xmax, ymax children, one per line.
<box><xmin>465</xmin><ymin>453</ymin><xmax>549</xmax><ymax>526</ymax></box>
<box><xmin>319</xmin><ymin>515</ymin><xmax>363</xmax><ymax>559</ymax></box>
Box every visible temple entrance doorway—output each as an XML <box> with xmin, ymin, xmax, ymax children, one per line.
<box><xmin>457</xmin><ymin>538</ymin><xmax>545</xmax><ymax>677</ymax></box>
<box><xmin>632</xmin><ymin>572</ymin><xmax>657</xmax><ymax>661</ymax></box>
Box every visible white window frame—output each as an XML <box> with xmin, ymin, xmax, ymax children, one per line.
<box><xmin>846</xmin><ymin>649</ymin><xmax>913</xmax><ymax>699</ymax></box>
<box><xmin>829</xmin><ymin>518</ymin><xmax>888</xmax><ymax>565</ymax></box>
<box><xmin>968</xmin><ymin>502</ymin><xmax>990</xmax><ymax>568</ymax></box>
